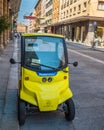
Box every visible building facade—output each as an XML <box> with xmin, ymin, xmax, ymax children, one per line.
<box><xmin>0</xmin><ymin>0</ymin><xmax>21</xmax><ymax>49</ymax></box>
<box><xmin>17</xmin><ymin>23</ymin><xmax>27</xmax><ymax>33</ymax></box>
<box><xmin>34</xmin><ymin>0</ymin><xmax>42</xmax><ymax>32</ymax></box>
<box><xmin>56</xmin><ymin>0</ymin><xmax>104</xmax><ymax>46</ymax></box>
<box><xmin>28</xmin><ymin>12</ymin><xmax>36</xmax><ymax>33</ymax></box>
<box><xmin>40</xmin><ymin>0</ymin><xmax>47</xmax><ymax>32</ymax></box>
<box><xmin>45</xmin><ymin>0</ymin><xmax>53</xmax><ymax>32</ymax></box>
<box><xmin>31</xmin><ymin>0</ymin><xmax>104</xmax><ymax>46</ymax></box>
<box><xmin>0</xmin><ymin>0</ymin><xmax>9</xmax><ymax>49</ymax></box>
<box><xmin>52</xmin><ymin>0</ymin><xmax>60</xmax><ymax>33</ymax></box>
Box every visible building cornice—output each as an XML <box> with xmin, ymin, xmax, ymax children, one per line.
<box><xmin>51</xmin><ymin>15</ymin><xmax>104</xmax><ymax>26</ymax></box>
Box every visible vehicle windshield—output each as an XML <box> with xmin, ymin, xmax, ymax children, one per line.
<box><xmin>24</xmin><ymin>36</ymin><xmax>67</xmax><ymax>71</ymax></box>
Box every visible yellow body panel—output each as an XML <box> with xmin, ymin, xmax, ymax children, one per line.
<box><xmin>21</xmin><ymin>33</ymin><xmax>64</xmax><ymax>38</ymax></box>
<box><xmin>19</xmin><ymin>67</ymin><xmax>73</xmax><ymax>111</ymax></box>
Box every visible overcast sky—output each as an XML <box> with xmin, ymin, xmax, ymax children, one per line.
<box><xmin>18</xmin><ymin>0</ymin><xmax>38</xmax><ymax>25</ymax></box>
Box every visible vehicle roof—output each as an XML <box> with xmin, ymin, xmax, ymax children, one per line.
<box><xmin>21</xmin><ymin>33</ymin><xmax>64</xmax><ymax>38</ymax></box>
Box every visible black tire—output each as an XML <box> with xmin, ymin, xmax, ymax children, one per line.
<box><xmin>18</xmin><ymin>98</ymin><xmax>26</xmax><ymax>126</ymax></box>
<box><xmin>64</xmin><ymin>98</ymin><xmax>75</xmax><ymax>121</ymax></box>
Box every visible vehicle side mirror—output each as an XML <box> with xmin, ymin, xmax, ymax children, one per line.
<box><xmin>73</xmin><ymin>61</ymin><xmax>78</xmax><ymax>67</ymax></box>
<box><xmin>68</xmin><ymin>61</ymin><xmax>78</xmax><ymax>67</ymax></box>
<box><xmin>10</xmin><ymin>58</ymin><xmax>16</xmax><ymax>64</ymax></box>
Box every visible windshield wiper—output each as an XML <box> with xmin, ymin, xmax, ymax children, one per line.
<box><xmin>31</xmin><ymin>62</ymin><xmax>57</xmax><ymax>70</ymax></box>
<box><xmin>30</xmin><ymin>62</ymin><xmax>68</xmax><ymax>72</ymax></box>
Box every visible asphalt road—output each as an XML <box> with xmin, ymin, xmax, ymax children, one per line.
<box><xmin>67</xmin><ymin>42</ymin><xmax>104</xmax><ymax>130</ymax></box>
<box><xmin>20</xmin><ymin>42</ymin><xmax>104</xmax><ymax>130</ymax></box>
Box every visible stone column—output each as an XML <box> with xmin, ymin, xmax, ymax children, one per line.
<box><xmin>86</xmin><ymin>21</ymin><xmax>94</xmax><ymax>46</ymax></box>
<box><xmin>3</xmin><ymin>0</ymin><xmax>7</xmax><ymax>46</ymax></box>
<box><xmin>0</xmin><ymin>0</ymin><xmax>4</xmax><ymax>49</ymax></box>
<box><xmin>80</xmin><ymin>26</ymin><xmax>83</xmax><ymax>43</ymax></box>
<box><xmin>6</xmin><ymin>0</ymin><xmax>9</xmax><ymax>44</ymax></box>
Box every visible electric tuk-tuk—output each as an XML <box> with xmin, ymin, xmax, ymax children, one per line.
<box><xmin>10</xmin><ymin>33</ymin><xmax>78</xmax><ymax>126</ymax></box>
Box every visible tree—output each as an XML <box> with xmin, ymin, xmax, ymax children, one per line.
<box><xmin>0</xmin><ymin>16</ymin><xmax>10</xmax><ymax>34</ymax></box>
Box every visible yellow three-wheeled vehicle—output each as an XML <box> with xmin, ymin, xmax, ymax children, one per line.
<box><xmin>10</xmin><ymin>33</ymin><xmax>78</xmax><ymax>126</ymax></box>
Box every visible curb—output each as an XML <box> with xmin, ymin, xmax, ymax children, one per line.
<box><xmin>1</xmin><ymin>65</ymin><xmax>19</xmax><ymax>130</ymax></box>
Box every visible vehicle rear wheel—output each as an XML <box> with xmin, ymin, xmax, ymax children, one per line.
<box><xmin>18</xmin><ymin>98</ymin><xmax>26</xmax><ymax>126</ymax></box>
<box><xmin>64</xmin><ymin>98</ymin><xmax>75</xmax><ymax>121</ymax></box>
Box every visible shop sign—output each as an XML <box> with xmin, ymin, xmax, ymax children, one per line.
<box><xmin>23</xmin><ymin>16</ymin><xmax>36</xmax><ymax>19</ymax></box>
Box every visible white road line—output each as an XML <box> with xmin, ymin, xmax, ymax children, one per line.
<box><xmin>68</xmin><ymin>48</ymin><xmax>104</xmax><ymax>65</ymax></box>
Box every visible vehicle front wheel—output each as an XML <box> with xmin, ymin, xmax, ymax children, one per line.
<box><xmin>18</xmin><ymin>98</ymin><xmax>26</xmax><ymax>126</ymax></box>
<box><xmin>64</xmin><ymin>98</ymin><xmax>75</xmax><ymax>121</ymax></box>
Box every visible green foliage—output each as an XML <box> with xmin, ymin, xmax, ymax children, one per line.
<box><xmin>0</xmin><ymin>16</ymin><xmax>10</xmax><ymax>34</ymax></box>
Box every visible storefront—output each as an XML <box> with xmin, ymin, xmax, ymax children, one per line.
<box><xmin>51</xmin><ymin>20</ymin><xmax>104</xmax><ymax>47</ymax></box>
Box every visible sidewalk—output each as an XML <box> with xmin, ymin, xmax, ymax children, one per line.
<box><xmin>93</xmin><ymin>45</ymin><xmax>104</xmax><ymax>52</ymax></box>
<box><xmin>0</xmin><ymin>40</ymin><xmax>19</xmax><ymax>130</ymax></box>
<box><xmin>66</xmin><ymin>40</ymin><xmax>104</xmax><ymax>52</ymax></box>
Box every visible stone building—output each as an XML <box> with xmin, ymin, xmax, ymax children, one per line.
<box><xmin>40</xmin><ymin>0</ymin><xmax>47</xmax><ymax>32</ymax></box>
<box><xmin>34</xmin><ymin>0</ymin><xmax>42</xmax><ymax>32</ymax></box>
<box><xmin>55</xmin><ymin>0</ymin><xmax>104</xmax><ymax>46</ymax></box>
<box><xmin>28</xmin><ymin>12</ymin><xmax>36</xmax><ymax>33</ymax></box>
<box><xmin>0</xmin><ymin>0</ymin><xmax>10</xmax><ymax>49</ymax></box>
<box><xmin>33</xmin><ymin>0</ymin><xmax>104</xmax><ymax>46</ymax></box>
<box><xmin>17</xmin><ymin>23</ymin><xmax>27</xmax><ymax>33</ymax></box>
<box><xmin>0</xmin><ymin>0</ymin><xmax>21</xmax><ymax>49</ymax></box>
<box><xmin>45</xmin><ymin>0</ymin><xmax>53</xmax><ymax>32</ymax></box>
<box><xmin>52</xmin><ymin>0</ymin><xmax>60</xmax><ymax>34</ymax></box>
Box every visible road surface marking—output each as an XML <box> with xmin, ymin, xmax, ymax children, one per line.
<box><xmin>68</xmin><ymin>49</ymin><xmax>104</xmax><ymax>65</ymax></box>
